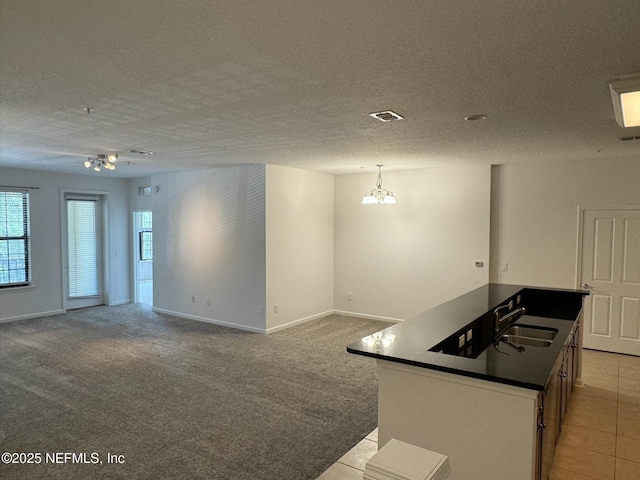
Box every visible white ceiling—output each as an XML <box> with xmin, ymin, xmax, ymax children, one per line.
<box><xmin>1</xmin><ymin>0</ymin><xmax>639</xmax><ymax>178</ymax></box>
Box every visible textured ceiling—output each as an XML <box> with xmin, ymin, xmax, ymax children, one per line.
<box><xmin>1</xmin><ymin>0</ymin><xmax>639</xmax><ymax>178</ymax></box>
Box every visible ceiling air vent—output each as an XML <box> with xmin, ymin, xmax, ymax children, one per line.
<box><xmin>617</xmin><ymin>135</ymin><xmax>640</xmax><ymax>142</ymax></box>
<box><xmin>369</xmin><ymin>110</ymin><xmax>404</xmax><ymax>122</ymax></box>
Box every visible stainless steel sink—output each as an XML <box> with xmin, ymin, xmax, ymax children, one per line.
<box><xmin>499</xmin><ymin>334</ymin><xmax>553</xmax><ymax>348</ymax></box>
<box><xmin>503</xmin><ymin>325</ymin><xmax>558</xmax><ymax>341</ymax></box>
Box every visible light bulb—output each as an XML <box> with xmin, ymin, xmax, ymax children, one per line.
<box><xmin>84</xmin><ymin>160</ymin><xmax>92</xmax><ymax>168</ymax></box>
<box><xmin>108</xmin><ymin>154</ymin><xmax>118</xmax><ymax>163</ymax></box>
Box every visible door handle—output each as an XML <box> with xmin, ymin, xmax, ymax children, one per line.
<box><xmin>582</xmin><ymin>284</ymin><xmax>593</xmax><ymax>290</ymax></box>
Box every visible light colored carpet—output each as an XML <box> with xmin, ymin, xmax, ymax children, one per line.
<box><xmin>0</xmin><ymin>305</ymin><xmax>386</xmax><ymax>479</ymax></box>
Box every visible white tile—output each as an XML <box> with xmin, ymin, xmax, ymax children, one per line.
<box><xmin>338</xmin><ymin>438</ymin><xmax>378</xmax><ymax>471</ymax></box>
<box><xmin>316</xmin><ymin>461</ymin><xmax>364</xmax><ymax>480</ymax></box>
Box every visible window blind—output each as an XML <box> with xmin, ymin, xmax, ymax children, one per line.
<box><xmin>0</xmin><ymin>190</ymin><xmax>30</xmax><ymax>288</ymax></box>
<box><xmin>67</xmin><ymin>199</ymin><xmax>99</xmax><ymax>297</ymax></box>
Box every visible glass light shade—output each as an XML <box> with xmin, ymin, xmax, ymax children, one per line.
<box><xmin>84</xmin><ymin>160</ymin><xmax>92</xmax><ymax>168</ymax></box>
<box><xmin>107</xmin><ymin>154</ymin><xmax>118</xmax><ymax>163</ymax></box>
<box><xmin>94</xmin><ymin>164</ymin><xmax>101</xmax><ymax>172</ymax></box>
<box><xmin>362</xmin><ymin>165</ymin><xmax>397</xmax><ymax>205</ymax></box>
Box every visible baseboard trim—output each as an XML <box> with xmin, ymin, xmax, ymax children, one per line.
<box><xmin>266</xmin><ymin>310</ymin><xmax>334</xmax><ymax>334</ymax></box>
<box><xmin>333</xmin><ymin>310</ymin><xmax>403</xmax><ymax>323</ymax></box>
<box><xmin>150</xmin><ymin>308</ymin><xmax>399</xmax><ymax>334</ymax></box>
<box><xmin>0</xmin><ymin>309</ymin><xmax>65</xmax><ymax>324</ymax></box>
<box><xmin>110</xmin><ymin>299</ymin><xmax>131</xmax><ymax>306</ymax></box>
<box><xmin>152</xmin><ymin>308</ymin><xmax>267</xmax><ymax>334</ymax></box>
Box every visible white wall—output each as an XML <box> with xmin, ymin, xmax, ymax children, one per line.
<box><xmin>265</xmin><ymin>165</ymin><xmax>334</xmax><ymax>332</ymax></box>
<box><xmin>490</xmin><ymin>158</ymin><xmax>640</xmax><ymax>288</ymax></box>
<box><xmin>151</xmin><ymin>166</ymin><xmax>267</xmax><ymax>332</ymax></box>
<box><xmin>334</xmin><ymin>165</ymin><xmax>491</xmax><ymax>321</ymax></box>
<box><xmin>0</xmin><ymin>167</ymin><xmax>130</xmax><ymax>321</ymax></box>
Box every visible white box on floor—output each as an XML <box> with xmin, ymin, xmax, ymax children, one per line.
<box><xmin>363</xmin><ymin>439</ymin><xmax>451</xmax><ymax>480</ymax></box>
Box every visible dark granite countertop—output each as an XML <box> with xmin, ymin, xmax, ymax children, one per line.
<box><xmin>347</xmin><ymin>283</ymin><xmax>589</xmax><ymax>391</ymax></box>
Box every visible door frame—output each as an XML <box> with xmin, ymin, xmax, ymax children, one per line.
<box><xmin>61</xmin><ymin>189</ymin><xmax>111</xmax><ymax>311</ymax></box>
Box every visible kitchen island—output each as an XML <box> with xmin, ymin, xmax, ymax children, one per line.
<box><xmin>347</xmin><ymin>284</ymin><xmax>588</xmax><ymax>480</ymax></box>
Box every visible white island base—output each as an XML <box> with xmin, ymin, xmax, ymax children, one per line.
<box><xmin>377</xmin><ymin>360</ymin><xmax>544</xmax><ymax>480</ymax></box>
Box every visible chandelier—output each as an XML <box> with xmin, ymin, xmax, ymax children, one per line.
<box><xmin>362</xmin><ymin>164</ymin><xmax>397</xmax><ymax>204</ymax></box>
<box><xmin>84</xmin><ymin>153</ymin><xmax>118</xmax><ymax>172</ymax></box>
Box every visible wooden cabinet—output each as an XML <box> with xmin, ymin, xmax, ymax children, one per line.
<box><xmin>557</xmin><ymin>315</ymin><xmax>581</xmax><ymax>441</ymax></box>
<box><xmin>534</xmin><ymin>312</ymin><xmax>583</xmax><ymax>479</ymax></box>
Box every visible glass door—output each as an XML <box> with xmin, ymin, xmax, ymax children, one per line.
<box><xmin>64</xmin><ymin>195</ymin><xmax>104</xmax><ymax>309</ymax></box>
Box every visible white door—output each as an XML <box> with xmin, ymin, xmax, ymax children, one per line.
<box><xmin>64</xmin><ymin>195</ymin><xmax>105</xmax><ymax>309</ymax></box>
<box><xmin>581</xmin><ymin>209</ymin><xmax>640</xmax><ymax>356</ymax></box>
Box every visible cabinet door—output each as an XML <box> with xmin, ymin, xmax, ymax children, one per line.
<box><xmin>566</xmin><ymin>331</ymin><xmax>575</xmax><ymax>398</ymax></box>
<box><xmin>558</xmin><ymin>348</ymin><xmax>570</xmax><ymax>432</ymax></box>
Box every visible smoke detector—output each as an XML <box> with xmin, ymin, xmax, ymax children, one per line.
<box><xmin>369</xmin><ymin>110</ymin><xmax>404</xmax><ymax>122</ymax></box>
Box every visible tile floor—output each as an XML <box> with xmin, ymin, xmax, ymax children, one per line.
<box><xmin>316</xmin><ymin>350</ymin><xmax>640</xmax><ymax>480</ymax></box>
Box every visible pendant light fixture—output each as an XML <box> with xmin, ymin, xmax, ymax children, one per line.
<box><xmin>362</xmin><ymin>164</ymin><xmax>397</xmax><ymax>205</ymax></box>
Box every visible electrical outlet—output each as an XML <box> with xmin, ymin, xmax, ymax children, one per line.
<box><xmin>508</xmin><ymin>300</ymin><xmax>514</xmax><ymax>310</ymax></box>
<box><xmin>274</xmin><ymin>304</ymin><xmax>279</xmax><ymax>313</ymax></box>
<box><xmin>347</xmin><ymin>292</ymin><xmax>353</xmax><ymax>300</ymax></box>
<box><xmin>467</xmin><ymin>329</ymin><xmax>473</xmax><ymax>341</ymax></box>
<box><xmin>458</xmin><ymin>334</ymin><xmax>466</xmax><ymax>348</ymax></box>
<box><xmin>501</xmin><ymin>263</ymin><xmax>509</xmax><ymax>272</ymax></box>
<box><xmin>191</xmin><ymin>296</ymin><xmax>196</xmax><ymax>303</ymax></box>
<box><xmin>474</xmin><ymin>261</ymin><xmax>484</xmax><ymax>267</ymax></box>
<box><xmin>517</xmin><ymin>295</ymin><xmax>521</xmax><ymax>305</ymax></box>
<box><xmin>206</xmin><ymin>298</ymin><xmax>211</xmax><ymax>306</ymax></box>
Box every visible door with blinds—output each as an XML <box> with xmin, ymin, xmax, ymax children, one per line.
<box><xmin>64</xmin><ymin>194</ymin><xmax>105</xmax><ymax>309</ymax></box>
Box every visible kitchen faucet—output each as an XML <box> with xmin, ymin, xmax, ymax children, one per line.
<box><xmin>494</xmin><ymin>305</ymin><xmax>527</xmax><ymax>333</ymax></box>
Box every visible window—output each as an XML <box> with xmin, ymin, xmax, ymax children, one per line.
<box><xmin>0</xmin><ymin>190</ymin><xmax>30</xmax><ymax>288</ymax></box>
<box><xmin>139</xmin><ymin>231</ymin><xmax>153</xmax><ymax>261</ymax></box>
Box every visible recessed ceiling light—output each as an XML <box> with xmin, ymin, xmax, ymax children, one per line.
<box><xmin>464</xmin><ymin>114</ymin><xmax>488</xmax><ymax>121</ymax></box>
<box><xmin>370</xmin><ymin>110</ymin><xmax>404</xmax><ymax>122</ymax></box>
<box><xmin>609</xmin><ymin>74</ymin><xmax>640</xmax><ymax>128</ymax></box>
<box><xmin>129</xmin><ymin>149</ymin><xmax>154</xmax><ymax>155</ymax></box>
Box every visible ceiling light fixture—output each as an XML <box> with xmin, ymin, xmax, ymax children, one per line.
<box><xmin>362</xmin><ymin>165</ymin><xmax>397</xmax><ymax>205</ymax></box>
<box><xmin>84</xmin><ymin>153</ymin><xmax>118</xmax><ymax>172</ymax></box>
<box><xmin>609</xmin><ymin>74</ymin><xmax>640</xmax><ymax>127</ymax></box>
<box><xmin>369</xmin><ymin>110</ymin><xmax>404</xmax><ymax>122</ymax></box>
